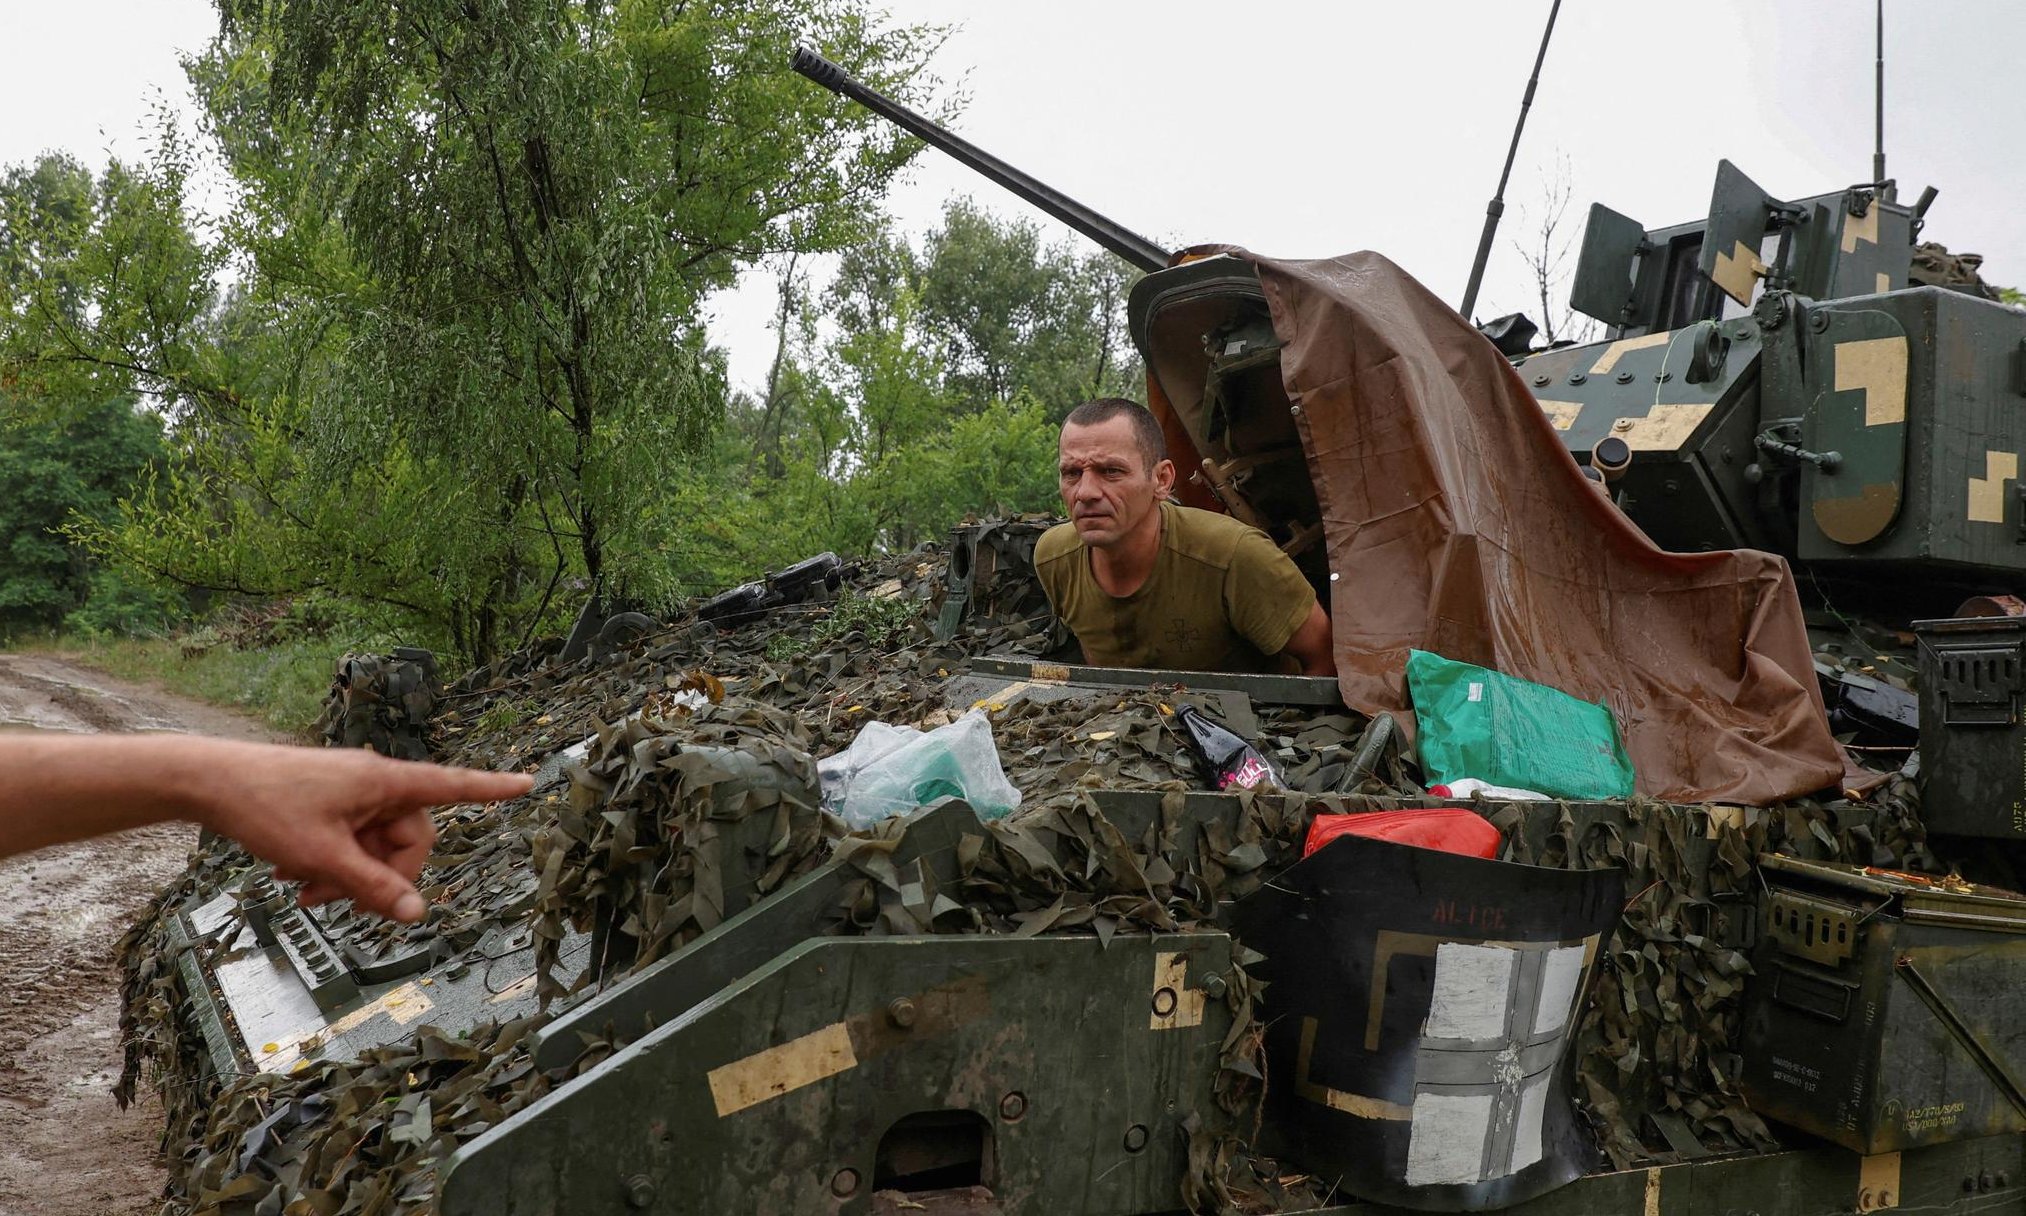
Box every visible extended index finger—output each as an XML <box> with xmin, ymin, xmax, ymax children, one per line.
<box><xmin>380</xmin><ymin>761</ymin><xmax>534</xmax><ymax>809</ymax></box>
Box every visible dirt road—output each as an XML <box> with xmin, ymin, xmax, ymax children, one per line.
<box><xmin>0</xmin><ymin>654</ymin><xmax>284</xmax><ymax>1216</ymax></box>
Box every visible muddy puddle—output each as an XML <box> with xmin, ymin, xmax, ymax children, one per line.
<box><xmin>0</xmin><ymin>654</ymin><xmax>282</xmax><ymax>1216</ymax></box>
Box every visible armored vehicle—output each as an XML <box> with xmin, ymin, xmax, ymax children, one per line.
<box><xmin>125</xmin><ymin>36</ymin><xmax>2026</xmax><ymax>1216</ymax></box>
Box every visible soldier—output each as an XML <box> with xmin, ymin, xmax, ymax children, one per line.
<box><xmin>0</xmin><ymin>734</ymin><xmax>532</xmax><ymax>922</ymax></box>
<box><xmin>1039</xmin><ymin>398</ymin><xmax>1335</xmax><ymax>676</ymax></box>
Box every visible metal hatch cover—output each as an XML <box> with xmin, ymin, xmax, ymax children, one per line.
<box><xmin>1569</xmin><ymin>202</ymin><xmax>1649</xmax><ymax>327</ymax></box>
<box><xmin>1699</xmin><ymin>160</ymin><xmax>1779</xmax><ymax>306</ymax></box>
<box><xmin>1231</xmin><ymin>833</ymin><xmax>1623</xmax><ymax>1211</ymax></box>
<box><xmin>1804</xmin><ymin>308</ymin><xmax>1910</xmax><ymax>546</ymax></box>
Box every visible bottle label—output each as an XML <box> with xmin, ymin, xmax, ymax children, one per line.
<box><xmin>1218</xmin><ymin>754</ymin><xmax>1275</xmax><ymax>790</ymax></box>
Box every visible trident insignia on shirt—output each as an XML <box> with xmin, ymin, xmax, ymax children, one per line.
<box><xmin>1164</xmin><ymin>617</ymin><xmax>1204</xmax><ymax>652</ymax></box>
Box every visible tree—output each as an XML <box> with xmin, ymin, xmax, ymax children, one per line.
<box><xmin>0</xmin><ymin>146</ymin><xmax>499</xmax><ymax>649</ymax></box>
<box><xmin>698</xmin><ymin>201</ymin><xmax>1144</xmax><ymax>561</ymax></box>
<box><xmin>915</xmin><ymin>199</ymin><xmax>1143</xmax><ymax>417</ymax></box>
<box><xmin>751</xmin><ymin>253</ymin><xmax>816</xmax><ymax>479</ymax></box>
<box><xmin>0</xmin><ymin>156</ymin><xmax>95</xmax><ymax>331</ymax></box>
<box><xmin>6</xmin><ymin>2</ymin><xmax>946</xmax><ymax>660</ymax></box>
<box><xmin>0</xmin><ymin>144</ymin><xmax>231</xmax><ymax>423</ymax></box>
<box><xmin>0</xmin><ymin>154</ymin><xmax>183</xmax><ymax>634</ymax></box>
<box><xmin>208</xmin><ymin>1</ymin><xmax>938</xmax><ymax>590</ymax></box>
<box><xmin>1508</xmin><ymin>155</ymin><xmax>1597</xmax><ymax>347</ymax></box>
<box><xmin>0</xmin><ymin>395</ymin><xmax>171</xmax><ymax>631</ymax></box>
<box><xmin>636</xmin><ymin>197</ymin><xmax>1142</xmax><ymax>580</ymax></box>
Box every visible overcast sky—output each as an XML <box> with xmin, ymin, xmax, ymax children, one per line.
<box><xmin>7</xmin><ymin>1</ymin><xmax>2022</xmax><ymax>395</ymax></box>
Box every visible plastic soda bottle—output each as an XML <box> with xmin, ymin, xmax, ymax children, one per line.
<box><xmin>1176</xmin><ymin>703</ymin><xmax>1281</xmax><ymax>791</ymax></box>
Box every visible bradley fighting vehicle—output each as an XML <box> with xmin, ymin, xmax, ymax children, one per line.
<box><xmin>152</xmin><ymin>33</ymin><xmax>2026</xmax><ymax>1216</ymax></box>
<box><xmin>783</xmin><ymin>43</ymin><xmax>2026</xmax><ymax>831</ymax></box>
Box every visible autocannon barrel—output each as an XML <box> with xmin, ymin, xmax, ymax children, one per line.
<box><xmin>790</xmin><ymin>45</ymin><xmax>1172</xmax><ymax>273</ymax></box>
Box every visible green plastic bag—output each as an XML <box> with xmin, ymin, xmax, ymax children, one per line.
<box><xmin>1406</xmin><ymin>650</ymin><xmax>1635</xmax><ymax>799</ymax></box>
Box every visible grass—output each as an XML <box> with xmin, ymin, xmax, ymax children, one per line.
<box><xmin>16</xmin><ymin>632</ymin><xmax>339</xmax><ymax>740</ymax></box>
<box><xmin>763</xmin><ymin>592</ymin><xmax>923</xmax><ymax>661</ymax></box>
<box><xmin>469</xmin><ymin>694</ymin><xmax>535</xmax><ymax>739</ymax></box>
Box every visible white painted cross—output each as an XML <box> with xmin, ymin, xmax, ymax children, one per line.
<box><xmin>1402</xmin><ymin>941</ymin><xmax>1589</xmax><ymax>1187</ymax></box>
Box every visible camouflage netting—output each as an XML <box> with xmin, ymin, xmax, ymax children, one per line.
<box><xmin>153</xmin><ymin>1019</ymin><xmax>595</xmax><ymax>1214</ymax></box>
<box><xmin>315</xmin><ymin>649</ymin><xmax>441</xmax><ymax>761</ymax></box>
<box><xmin>1485</xmin><ymin>779</ymin><xmax>1933</xmax><ymax>1169</ymax></box>
<box><xmin>528</xmin><ymin>690</ymin><xmax>830</xmax><ymax>1003</ymax></box>
<box><xmin>115</xmin><ymin>527</ymin><xmax>1939</xmax><ymax>1214</ymax></box>
<box><xmin>1907</xmin><ymin>240</ymin><xmax>2004</xmax><ymax>301</ymax></box>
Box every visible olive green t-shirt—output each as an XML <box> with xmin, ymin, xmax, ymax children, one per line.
<box><xmin>1035</xmin><ymin>502</ymin><xmax>1318</xmax><ymax>673</ymax></box>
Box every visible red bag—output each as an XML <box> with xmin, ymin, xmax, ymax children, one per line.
<box><xmin>1303</xmin><ymin>809</ymin><xmax>1501</xmax><ymax>860</ymax></box>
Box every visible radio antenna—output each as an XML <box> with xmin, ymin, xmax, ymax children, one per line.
<box><xmin>1873</xmin><ymin>0</ymin><xmax>1888</xmax><ymax>193</ymax></box>
<box><xmin>1459</xmin><ymin>0</ymin><xmax>1564</xmax><ymax>321</ymax></box>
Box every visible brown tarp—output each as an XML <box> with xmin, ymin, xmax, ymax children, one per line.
<box><xmin>1231</xmin><ymin>250</ymin><xmax>1848</xmax><ymax>805</ymax></box>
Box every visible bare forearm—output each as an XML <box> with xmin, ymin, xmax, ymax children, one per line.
<box><xmin>0</xmin><ymin>733</ymin><xmax>223</xmax><ymax>856</ymax></box>
<box><xmin>1285</xmin><ymin>602</ymin><xmax>1337</xmax><ymax>677</ymax></box>
<box><xmin>0</xmin><ymin>734</ymin><xmax>531</xmax><ymax>922</ymax></box>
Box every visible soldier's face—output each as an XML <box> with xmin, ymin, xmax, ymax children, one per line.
<box><xmin>1059</xmin><ymin>418</ymin><xmax>1175</xmax><ymax>549</ymax></box>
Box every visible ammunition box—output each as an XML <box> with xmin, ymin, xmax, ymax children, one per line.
<box><xmin>1740</xmin><ymin>855</ymin><xmax>2026</xmax><ymax>1154</ymax></box>
<box><xmin>1916</xmin><ymin>615</ymin><xmax>2026</xmax><ymax>839</ymax></box>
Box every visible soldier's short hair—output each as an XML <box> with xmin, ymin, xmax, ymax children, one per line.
<box><xmin>1062</xmin><ymin>398</ymin><xmax>1168</xmax><ymax>472</ymax></box>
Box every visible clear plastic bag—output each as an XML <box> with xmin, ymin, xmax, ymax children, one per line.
<box><xmin>819</xmin><ymin>709</ymin><xmax>1022</xmax><ymax>830</ymax></box>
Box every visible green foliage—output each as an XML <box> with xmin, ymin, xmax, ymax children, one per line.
<box><xmin>0</xmin><ymin>154</ymin><xmax>95</xmax><ymax>325</ymax></box>
<box><xmin>0</xmin><ymin>144</ymin><xmax>230</xmax><ymax>418</ymax></box>
<box><xmin>2</xmin><ymin>8</ymin><xmax>1135</xmax><ymax>667</ymax></box>
<box><xmin>688</xmin><ymin>201</ymin><xmax>1139</xmax><ymax>583</ymax></box>
<box><xmin>61</xmin><ymin>567</ymin><xmax>187</xmax><ymax>638</ymax></box>
<box><xmin>823</xmin><ymin>201</ymin><xmax>1143</xmax><ymax>424</ymax></box>
<box><xmin>36</xmin><ymin>586</ymin><xmax>431</xmax><ymax>734</ymax></box>
<box><xmin>854</xmin><ymin>399</ymin><xmax>1061</xmax><ymax>547</ymax></box>
<box><xmin>472</xmin><ymin>696</ymin><xmax>539</xmax><ymax>739</ymax></box>
<box><xmin>198</xmin><ymin>0</ymin><xmax>942</xmax><ymax>611</ymax></box>
<box><xmin>89</xmin><ymin>404</ymin><xmax>542</xmax><ymax>656</ymax></box>
<box><xmin>914</xmin><ymin>199</ymin><xmax>1142</xmax><ymax>416</ymax></box>
<box><xmin>267</xmin><ymin>590</ymin><xmax>423</xmax><ymax>650</ymax></box>
<box><xmin>651</xmin><ymin>386</ymin><xmax>1061</xmax><ymax>591</ymax></box>
<box><xmin>764</xmin><ymin>590</ymin><xmax>921</xmax><ymax>659</ymax></box>
<box><xmin>0</xmin><ymin>393</ymin><xmax>174</xmax><ymax>631</ymax></box>
<box><xmin>3</xmin><ymin>3</ymin><xmax>944</xmax><ymax>662</ymax></box>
